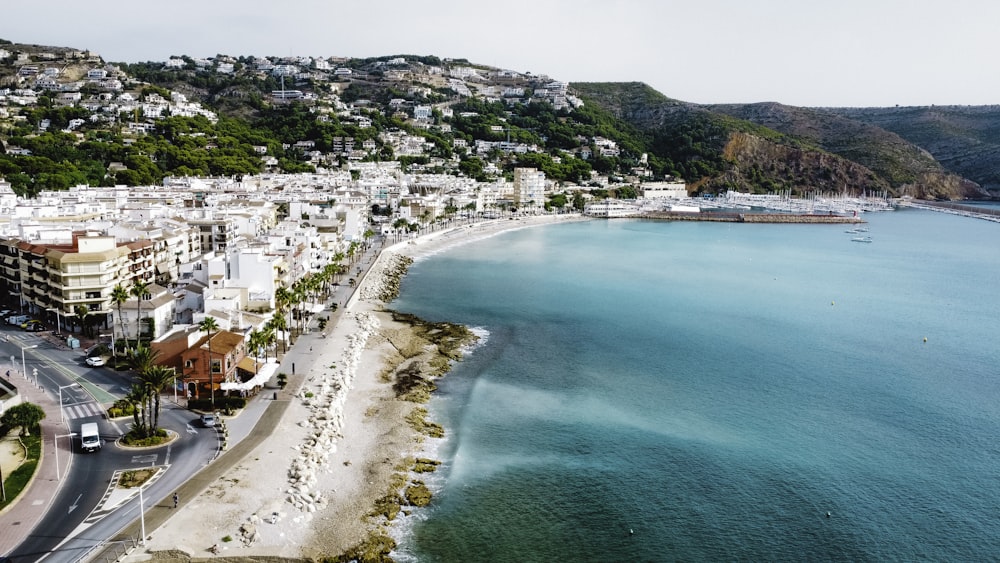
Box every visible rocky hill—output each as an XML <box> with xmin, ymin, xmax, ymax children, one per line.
<box><xmin>824</xmin><ymin>105</ymin><xmax>1000</xmax><ymax>194</ymax></box>
<box><xmin>572</xmin><ymin>82</ymin><xmax>989</xmax><ymax>199</ymax></box>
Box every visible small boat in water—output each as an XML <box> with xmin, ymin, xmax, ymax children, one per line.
<box><xmin>851</xmin><ymin>236</ymin><xmax>873</xmax><ymax>243</ymax></box>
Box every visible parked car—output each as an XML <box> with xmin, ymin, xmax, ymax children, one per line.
<box><xmin>85</xmin><ymin>356</ymin><xmax>106</xmax><ymax>367</ymax></box>
<box><xmin>21</xmin><ymin>319</ymin><xmax>43</xmax><ymax>330</ymax></box>
<box><xmin>0</xmin><ymin>309</ymin><xmax>13</xmax><ymax>317</ymax></box>
<box><xmin>24</xmin><ymin>323</ymin><xmax>47</xmax><ymax>333</ymax></box>
<box><xmin>200</xmin><ymin>412</ymin><xmax>217</xmax><ymax>428</ymax></box>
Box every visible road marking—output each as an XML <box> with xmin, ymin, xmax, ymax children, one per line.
<box><xmin>131</xmin><ymin>454</ymin><xmax>158</xmax><ymax>464</ymax></box>
<box><xmin>63</xmin><ymin>402</ymin><xmax>105</xmax><ymax>420</ymax></box>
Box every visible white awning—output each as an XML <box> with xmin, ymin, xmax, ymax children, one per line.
<box><xmin>220</xmin><ymin>359</ymin><xmax>279</xmax><ymax>391</ymax></box>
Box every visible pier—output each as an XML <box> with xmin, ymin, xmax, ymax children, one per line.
<box><xmin>899</xmin><ymin>200</ymin><xmax>1000</xmax><ymax>223</ymax></box>
<box><xmin>640</xmin><ymin>211</ymin><xmax>865</xmax><ymax>224</ymax></box>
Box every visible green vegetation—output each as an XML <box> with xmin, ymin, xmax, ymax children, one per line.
<box><xmin>0</xmin><ymin>403</ymin><xmax>46</xmax><ymax>437</ymax></box>
<box><xmin>118</xmin><ymin>467</ymin><xmax>158</xmax><ymax>488</ymax></box>
<box><xmin>0</xmin><ymin>434</ymin><xmax>41</xmax><ymax>510</ymax></box>
<box><xmin>323</xmin><ymin>531</ymin><xmax>397</xmax><ymax>563</ymax></box>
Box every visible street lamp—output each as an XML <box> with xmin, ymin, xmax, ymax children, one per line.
<box><xmin>54</xmin><ymin>432</ymin><xmax>77</xmax><ymax>480</ymax></box>
<box><xmin>58</xmin><ymin>382</ymin><xmax>80</xmax><ymax>423</ymax></box>
<box><xmin>21</xmin><ymin>344</ymin><xmax>37</xmax><ymax>380</ymax></box>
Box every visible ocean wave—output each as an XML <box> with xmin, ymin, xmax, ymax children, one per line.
<box><xmin>462</xmin><ymin>325</ymin><xmax>490</xmax><ymax>353</ymax></box>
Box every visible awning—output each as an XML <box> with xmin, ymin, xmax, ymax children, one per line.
<box><xmin>237</xmin><ymin>356</ymin><xmax>258</xmax><ymax>372</ymax></box>
<box><xmin>220</xmin><ymin>359</ymin><xmax>278</xmax><ymax>391</ymax></box>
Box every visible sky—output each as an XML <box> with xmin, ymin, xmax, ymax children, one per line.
<box><xmin>2</xmin><ymin>0</ymin><xmax>997</xmax><ymax>108</ymax></box>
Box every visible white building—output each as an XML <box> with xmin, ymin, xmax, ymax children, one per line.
<box><xmin>641</xmin><ymin>182</ymin><xmax>688</xmax><ymax>200</ymax></box>
<box><xmin>512</xmin><ymin>167</ymin><xmax>546</xmax><ymax>209</ymax></box>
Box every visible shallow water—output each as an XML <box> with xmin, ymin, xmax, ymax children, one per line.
<box><xmin>390</xmin><ymin>210</ymin><xmax>1000</xmax><ymax>562</ymax></box>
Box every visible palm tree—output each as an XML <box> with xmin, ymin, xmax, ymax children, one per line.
<box><xmin>111</xmin><ymin>283</ymin><xmax>130</xmax><ymax>352</ymax></box>
<box><xmin>130</xmin><ymin>280</ymin><xmax>150</xmax><ymax>346</ymax></box>
<box><xmin>73</xmin><ymin>305</ymin><xmax>89</xmax><ymax>338</ymax></box>
<box><xmin>199</xmin><ymin>317</ymin><xmax>220</xmax><ymax>410</ymax></box>
<box><xmin>128</xmin><ymin>345</ymin><xmax>159</xmax><ymax>377</ymax></box>
<box><xmin>138</xmin><ymin>365</ymin><xmax>175</xmax><ymax>434</ymax></box>
<box><xmin>247</xmin><ymin>329</ymin><xmax>265</xmax><ymax>374</ymax></box>
<box><xmin>267</xmin><ymin>314</ymin><xmax>288</xmax><ymax>355</ymax></box>
<box><xmin>275</xmin><ymin>285</ymin><xmax>293</xmax><ymax>341</ymax></box>
<box><xmin>260</xmin><ymin>325</ymin><xmax>275</xmax><ymax>361</ymax></box>
<box><xmin>124</xmin><ymin>383</ymin><xmax>150</xmax><ymax>437</ymax></box>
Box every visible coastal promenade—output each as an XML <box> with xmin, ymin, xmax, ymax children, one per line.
<box><xmin>0</xmin><ymin>364</ymin><xmax>69</xmax><ymax>557</ymax></box>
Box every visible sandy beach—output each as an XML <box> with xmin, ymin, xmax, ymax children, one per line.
<box><xmin>127</xmin><ymin>214</ymin><xmax>586</xmax><ymax>561</ymax></box>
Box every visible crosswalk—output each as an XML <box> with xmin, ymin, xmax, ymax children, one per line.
<box><xmin>62</xmin><ymin>402</ymin><xmax>105</xmax><ymax>420</ymax></box>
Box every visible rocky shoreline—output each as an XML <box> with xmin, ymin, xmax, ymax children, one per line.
<box><xmin>131</xmin><ymin>215</ymin><xmax>586</xmax><ymax>563</ymax></box>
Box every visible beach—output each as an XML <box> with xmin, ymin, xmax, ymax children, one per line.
<box><xmin>128</xmin><ymin>214</ymin><xmax>586</xmax><ymax>561</ymax></box>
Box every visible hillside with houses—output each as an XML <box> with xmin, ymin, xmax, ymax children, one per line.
<box><xmin>0</xmin><ymin>38</ymin><xmax>997</xmax><ymax>402</ymax></box>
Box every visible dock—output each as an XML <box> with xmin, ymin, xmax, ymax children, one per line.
<box><xmin>639</xmin><ymin>211</ymin><xmax>865</xmax><ymax>224</ymax></box>
<box><xmin>899</xmin><ymin>200</ymin><xmax>1000</xmax><ymax>223</ymax></box>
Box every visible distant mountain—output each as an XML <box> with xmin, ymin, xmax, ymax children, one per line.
<box><xmin>824</xmin><ymin>105</ymin><xmax>1000</xmax><ymax>194</ymax></box>
<box><xmin>573</xmin><ymin>82</ymin><xmax>989</xmax><ymax>200</ymax></box>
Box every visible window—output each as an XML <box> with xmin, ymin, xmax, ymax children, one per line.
<box><xmin>211</xmin><ymin>359</ymin><xmax>222</xmax><ymax>373</ymax></box>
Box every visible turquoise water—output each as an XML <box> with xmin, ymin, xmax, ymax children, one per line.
<box><xmin>389</xmin><ymin>210</ymin><xmax>1000</xmax><ymax>562</ymax></box>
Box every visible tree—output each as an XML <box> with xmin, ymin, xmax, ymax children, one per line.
<box><xmin>124</xmin><ymin>383</ymin><xmax>150</xmax><ymax>437</ymax></box>
<box><xmin>1</xmin><ymin>402</ymin><xmax>46</xmax><ymax>437</ymax></box>
<box><xmin>267</xmin><ymin>314</ymin><xmax>288</xmax><ymax>355</ymax></box>
<box><xmin>128</xmin><ymin>345</ymin><xmax>159</xmax><ymax>376</ymax></box>
<box><xmin>73</xmin><ymin>305</ymin><xmax>90</xmax><ymax>338</ymax></box>
<box><xmin>247</xmin><ymin>329</ymin><xmax>265</xmax><ymax>374</ymax></box>
<box><xmin>138</xmin><ymin>365</ymin><xmax>175</xmax><ymax>434</ymax></box>
<box><xmin>199</xmin><ymin>317</ymin><xmax>220</xmax><ymax>409</ymax></box>
<box><xmin>111</xmin><ymin>283</ymin><xmax>130</xmax><ymax>352</ymax></box>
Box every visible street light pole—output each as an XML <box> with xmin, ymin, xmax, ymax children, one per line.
<box><xmin>47</xmin><ymin>307</ymin><xmax>61</xmax><ymax>335</ymax></box>
<box><xmin>139</xmin><ymin>485</ymin><xmax>146</xmax><ymax>546</ymax></box>
<box><xmin>21</xmin><ymin>344</ymin><xmax>37</xmax><ymax>379</ymax></box>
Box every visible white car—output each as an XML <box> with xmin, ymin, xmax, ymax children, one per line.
<box><xmin>201</xmin><ymin>412</ymin><xmax>217</xmax><ymax>428</ymax></box>
<box><xmin>85</xmin><ymin>356</ymin><xmax>106</xmax><ymax>367</ymax></box>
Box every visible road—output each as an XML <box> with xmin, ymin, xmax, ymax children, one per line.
<box><xmin>0</xmin><ymin>327</ymin><xmax>218</xmax><ymax>563</ymax></box>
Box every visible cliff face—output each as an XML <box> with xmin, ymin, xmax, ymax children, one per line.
<box><xmin>709</xmin><ymin>103</ymin><xmax>988</xmax><ymax>200</ymax></box>
<box><xmin>710</xmin><ymin>132</ymin><xmax>890</xmax><ymax>195</ymax></box>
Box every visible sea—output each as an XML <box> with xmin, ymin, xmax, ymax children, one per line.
<box><xmin>387</xmin><ymin>209</ymin><xmax>1000</xmax><ymax>562</ymax></box>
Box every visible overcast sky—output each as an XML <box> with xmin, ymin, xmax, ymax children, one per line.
<box><xmin>2</xmin><ymin>0</ymin><xmax>996</xmax><ymax>108</ymax></box>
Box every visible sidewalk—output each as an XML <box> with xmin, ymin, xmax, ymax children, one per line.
<box><xmin>0</xmin><ymin>367</ymin><xmax>73</xmax><ymax>556</ymax></box>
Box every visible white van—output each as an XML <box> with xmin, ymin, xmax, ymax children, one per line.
<box><xmin>6</xmin><ymin>314</ymin><xmax>28</xmax><ymax>326</ymax></box>
<box><xmin>80</xmin><ymin>422</ymin><xmax>101</xmax><ymax>452</ymax></box>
